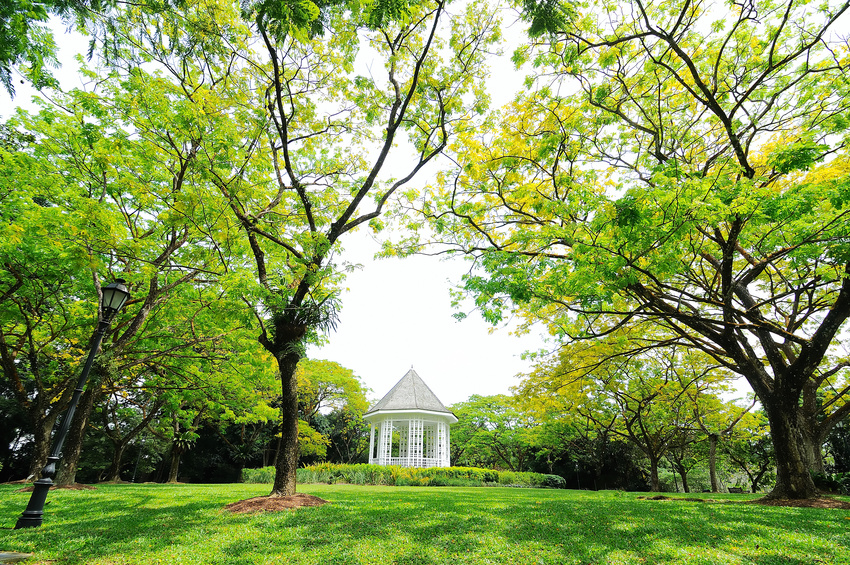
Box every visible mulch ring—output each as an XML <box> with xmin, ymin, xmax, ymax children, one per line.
<box><xmin>638</xmin><ymin>494</ymin><xmax>850</xmax><ymax>509</ymax></box>
<box><xmin>16</xmin><ymin>483</ymin><xmax>96</xmax><ymax>492</ymax></box>
<box><xmin>746</xmin><ymin>497</ymin><xmax>850</xmax><ymax>509</ymax></box>
<box><xmin>225</xmin><ymin>493</ymin><xmax>329</xmax><ymax>514</ymax></box>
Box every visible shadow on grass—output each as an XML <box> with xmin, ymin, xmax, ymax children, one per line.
<box><xmin>277</xmin><ymin>487</ymin><xmax>848</xmax><ymax>564</ymax></box>
<box><xmin>0</xmin><ymin>484</ymin><xmax>847</xmax><ymax>564</ymax></box>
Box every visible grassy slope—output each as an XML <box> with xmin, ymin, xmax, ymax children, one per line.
<box><xmin>0</xmin><ymin>484</ymin><xmax>848</xmax><ymax>564</ymax></box>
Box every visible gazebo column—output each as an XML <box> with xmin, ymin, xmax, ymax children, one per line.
<box><xmin>446</xmin><ymin>423</ymin><xmax>451</xmax><ymax>466</ymax></box>
<box><xmin>378</xmin><ymin>418</ymin><xmax>393</xmax><ymax>465</ymax></box>
<box><xmin>368</xmin><ymin>423</ymin><xmax>376</xmax><ymax>464</ymax></box>
<box><xmin>436</xmin><ymin>421</ymin><xmax>450</xmax><ymax>467</ymax></box>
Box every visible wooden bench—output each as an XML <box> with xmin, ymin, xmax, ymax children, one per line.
<box><xmin>728</xmin><ymin>487</ymin><xmax>744</xmax><ymax>493</ymax></box>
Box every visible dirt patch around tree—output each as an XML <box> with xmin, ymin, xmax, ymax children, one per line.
<box><xmin>638</xmin><ymin>494</ymin><xmax>850</xmax><ymax>509</ymax></box>
<box><xmin>224</xmin><ymin>493</ymin><xmax>329</xmax><ymax>513</ymax></box>
<box><xmin>15</xmin><ymin>483</ymin><xmax>97</xmax><ymax>492</ymax></box>
<box><xmin>746</xmin><ymin>497</ymin><xmax>850</xmax><ymax>509</ymax></box>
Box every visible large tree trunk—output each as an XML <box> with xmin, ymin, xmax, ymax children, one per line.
<box><xmin>55</xmin><ymin>384</ymin><xmax>98</xmax><ymax>486</ymax></box>
<box><xmin>799</xmin><ymin>414</ymin><xmax>827</xmax><ymax>474</ymax></box>
<box><xmin>763</xmin><ymin>396</ymin><xmax>819</xmax><ymax>499</ymax></box>
<box><xmin>271</xmin><ymin>348</ymin><xmax>300</xmax><ymax>497</ymax></box>
<box><xmin>708</xmin><ymin>433</ymin><xmax>720</xmax><ymax>492</ymax></box>
<box><xmin>648</xmin><ymin>455</ymin><xmax>661</xmax><ymax>492</ymax></box>
<box><xmin>678</xmin><ymin>468</ymin><xmax>690</xmax><ymax>493</ymax></box>
<box><xmin>166</xmin><ymin>444</ymin><xmax>183</xmax><ymax>483</ymax></box>
<box><xmin>27</xmin><ymin>413</ymin><xmax>60</xmax><ymax>480</ymax></box>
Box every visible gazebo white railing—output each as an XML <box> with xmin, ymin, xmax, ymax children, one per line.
<box><xmin>367</xmin><ymin>416</ymin><xmax>452</xmax><ymax>468</ymax></box>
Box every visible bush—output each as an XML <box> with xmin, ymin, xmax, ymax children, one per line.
<box><xmin>241</xmin><ymin>467</ymin><xmax>276</xmax><ymax>484</ymax></box>
<box><xmin>293</xmin><ymin>464</ymin><xmax>562</xmax><ymax>488</ymax></box>
<box><xmin>812</xmin><ymin>471</ymin><xmax>840</xmax><ymax>493</ymax></box>
<box><xmin>542</xmin><ymin>474</ymin><xmax>567</xmax><ymax>488</ymax></box>
<box><xmin>242</xmin><ymin>464</ymin><xmax>565</xmax><ymax>488</ymax></box>
<box><xmin>813</xmin><ymin>471</ymin><xmax>850</xmax><ymax>495</ymax></box>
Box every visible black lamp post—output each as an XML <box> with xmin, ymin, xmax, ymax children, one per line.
<box><xmin>15</xmin><ymin>279</ymin><xmax>130</xmax><ymax>529</ymax></box>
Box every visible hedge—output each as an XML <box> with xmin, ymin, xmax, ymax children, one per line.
<box><xmin>241</xmin><ymin>463</ymin><xmax>565</xmax><ymax>488</ymax></box>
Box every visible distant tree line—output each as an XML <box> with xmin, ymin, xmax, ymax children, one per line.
<box><xmin>0</xmin><ymin>358</ymin><xmax>368</xmax><ymax>483</ymax></box>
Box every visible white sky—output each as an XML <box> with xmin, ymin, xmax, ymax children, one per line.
<box><xmin>308</xmin><ymin>234</ymin><xmax>550</xmax><ymax>406</ymax></box>
<box><xmin>2</xmin><ymin>14</ymin><xmax>551</xmax><ymax>408</ymax></box>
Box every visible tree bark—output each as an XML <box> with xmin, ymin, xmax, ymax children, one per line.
<box><xmin>763</xmin><ymin>395</ymin><xmax>819</xmax><ymax>499</ymax></box>
<box><xmin>708</xmin><ymin>433</ymin><xmax>720</xmax><ymax>493</ymax></box>
<box><xmin>799</xmin><ymin>420</ymin><xmax>826</xmax><ymax>474</ymax></box>
<box><xmin>166</xmin><ymin>444</ymin><xmax>183</xmax><ymax>483</ymax></box>
<box><xmin>27</xmin><ymin>413</ymin><xmax>60</xmax><ymax>480</ymax></box>
<box><xmin>55</xmin><ymin>384</ymin><xmax>99</xmax><ymax>486</ymax></box>
<box><xmin>270</xmin><ymin>347</ymin><xmax>300</xmax><ymax>497</ymax></box>
<box><xmin>648</xmin><ymin>455</ymin><xmax>661</xmax><ymax>492</ymax></box>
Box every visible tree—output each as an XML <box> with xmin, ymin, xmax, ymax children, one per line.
<box><xmin>689</xmin><ymin>390</ymin><xmax>755</xmax><ymax>492</ymax></box>
<box><xmin>25</xmin><ymin>0</ymin><xmax>496</xmax><ymax>498</ymax></box>
<box><xmin>294</xmin><ymin>359</ymin><xmax>369</xmax><ymax>464</ymax></box>
<box><xmin>323</xmin><ymin>407</ymin><xmax>370</xmax><ymax>463</ymax></box>
<box><xmin>450</xmin><ymin>394</ymin><xmax>539</xmax><ymax>471</ymax></box>
<box><xmin>215</xmin><ymin>0</ymin><xmax>498</xmax><ymax>496</ymax></box>
<box><xmin>587</xmin><ymin>352</ymin><xmax>700</xmax><ymax>492</ymax></box>
<box><xmin>518</xmin><ymin>333</ymin><xmax>734</xmax><ymax>491</ymax></box>
<box><xmin>1</xmin><ymin>25</ymin><xmax>271</xmax><ymax>482</ymax></box>
<box><xmin>0</xmin><ymin>0</ymin><xmax>84</xmax><ymax>94</ymax></box>
<box><xmin>407</xmin><ymin>0</ymin><xmax>850</xmax><ymax>498</ymax></box>
<box><xmin>662</xmin><ymin>425</ymin><xmax>696</xmax><ymax>493</ymax></box>
<box><xmin>296</xmin><ymin>359</ymin><xmax>368</xmax><ymax>422</ymax></box>
<box><xmin>96</xmin><ymin>388</ymin><xmax>165</xmax><ymax>482</ymax></box>
<box><xmin>0</xmin><ymin>255</ymin><xmax>92</xmax><ymax>480</ymax></box>
<box><xmin>724</xmin><ymin>412</ymin><xmax>776</xmax><ymax>493</ymax></box>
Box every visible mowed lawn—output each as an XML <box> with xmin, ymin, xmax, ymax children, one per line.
<box><xmin>1</xmin><ymin>483</ymin><xmax>849</xmax><ymax>564</ymax></box>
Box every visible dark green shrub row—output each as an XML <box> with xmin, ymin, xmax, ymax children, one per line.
<box><xmin>812</xmin><ymin>471</ymin><xmax>850</xmax><ymax>495</ymax></box>
<box><xmin>241</xmin><ymin>466</ymin><xmax>276</xmax><ymax>484</ymax></box>
<box><xmin>241</xmin><ymin>463</ymin><xmax>565</xmax><ymax>488</ymax></box>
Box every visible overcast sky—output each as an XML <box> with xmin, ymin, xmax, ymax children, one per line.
<box><xmin>2</xmin><ymin>15</ymin><xmax>550</xmax><ymax>408</ymax></box>
<box><xmin>307</xmin><ymin>234</ymin><xmax>550</xmax><ymax>407</ymax></box>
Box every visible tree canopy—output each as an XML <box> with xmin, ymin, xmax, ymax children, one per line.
<box><xmin>395</xmin><ymin>0</ymin><xmax>850</xmax><ymax>498</ymax></box>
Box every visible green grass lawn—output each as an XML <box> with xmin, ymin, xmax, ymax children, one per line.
<box><xmin>1</xmin><ymin>483</ymin><xmax>848</xmax><ymax>564</ymax></box>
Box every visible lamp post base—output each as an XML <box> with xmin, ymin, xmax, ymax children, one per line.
<box><xmin>14</xmin><ymin>479</ymin><xmax>52</xmax><ymax>529</ymax></box>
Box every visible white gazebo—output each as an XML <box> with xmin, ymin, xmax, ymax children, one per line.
<box><xmin>364</xmin><ymin>368</ymin><xmax>457</xmax><ymax>468</ymax></box>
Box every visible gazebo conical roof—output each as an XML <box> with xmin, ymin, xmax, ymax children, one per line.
<box><xmin>365</xmin><ymin>368</ymin><xmax>455</xmax><ymax>418</ymax></box>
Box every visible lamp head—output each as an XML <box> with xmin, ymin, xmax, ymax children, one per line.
<box><xmin>101</xmin><ymin>279</ymin><xmax>131</xmax><ymax>321</ymax></box>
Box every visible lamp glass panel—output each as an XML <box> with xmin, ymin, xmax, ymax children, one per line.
<box><xmin>102</xmin><ymin>283</ymin><xmax>130</xmax><ymax>311</ymax></box>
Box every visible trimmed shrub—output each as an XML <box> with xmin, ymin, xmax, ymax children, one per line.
<box><xmin>240</xmin><ymin>464</ymin><xmax>564</xmax><ymax>488</ymax></box>
<box><xmin>241</xmin><ymin>467</ymin><xmax>276</xmax><ymax>484</ymax></box>
<box><xmin>242</xmin><ymin>464</ymin><xmax>565</xmax><ymax>488</ymax></box>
